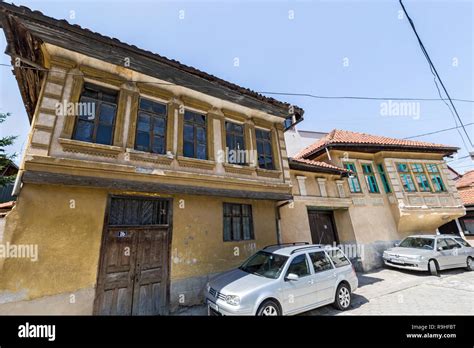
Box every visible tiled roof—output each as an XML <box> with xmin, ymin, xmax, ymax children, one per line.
<box><xmin>295</xmin><ymin>129</ymin><xmax>458</xmax><ymax>159</ymax></box>
<box><xmin>0</xmin><ymin>2</ymin><xmax>303</xmax><ymax>119</ymax></box>
<box><xmin>289</xmin><ymin>158</ymin><xmax>348</xmax><ymax>174</ymax></box>
<box><xmin>459</xmin><ymin>187</ymin><xmax>474</xmax><ymax>206</ymax></box>
<box><xmin>456</xmin><ymin>170</ymin><xmax>474</xmax><ymax>189</ymax></box>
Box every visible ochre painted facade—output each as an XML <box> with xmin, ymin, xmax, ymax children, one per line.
<box><xmin>0</xmin><ymin>44</ymin><xmax>289</xmax><ymax>313</ymax></box>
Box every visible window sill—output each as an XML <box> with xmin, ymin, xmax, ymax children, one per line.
<box><xmin>177</xmin><ymin>156</ymin><xmax>215</xmax><ymax>170</ymax></box>
<box><xmin>59</xmin><ymin>138</ymin><xmax>122</xmax><ymax>158</ymax></box>
<box><xmin>256</xmin><ymin>168</ymin><xmax>282</xmax><ymax>179</ymax></box>
<box><xmin>127</xmin><ymin>149</ymin><xmax>173</xmax><ymax>165</ymax></box>
<box><xmin>223</xmin><ymin>163</ymin><xmax>255</xmax><ymax>175</ymax></box>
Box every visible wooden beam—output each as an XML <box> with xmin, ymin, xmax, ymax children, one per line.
<box><xmin>22</xmin><ymin>171</ymin><xmax>293</xmax><ymax>201</ymax></box>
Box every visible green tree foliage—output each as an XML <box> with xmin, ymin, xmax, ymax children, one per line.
<box><xmin>0</xmin><ymin>112</ymin><xmax>17</xmax><ymax>187</ymax></box>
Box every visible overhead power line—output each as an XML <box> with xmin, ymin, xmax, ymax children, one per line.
<box><xmin>1</xmin><ymin>62</ymin><xmax>474</xmax><ymax>104</ymax></box>
<box><xmin>404</xmin><ymin>122</ymin><xmax>474</xmax><ymax>139</ymax></box>
<box><xmin>399</xmin><ymin>0</ymin><xmax>473</xmax><ymax>147</ymax></box>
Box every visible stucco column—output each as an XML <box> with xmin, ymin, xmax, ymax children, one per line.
<box><xmin>296</xmin><ymin>176</ymin><xmax>307</xmax><ymax>196</ymax></box>
<box><xmin>317</xmin><ymin>178</ymin><xmax>328</xmax><ymax>197</ymax></box>
<box><xmin>336</xmin><ymin>180</ymin><xmax>346</xmax><ymax>198</ymax></box>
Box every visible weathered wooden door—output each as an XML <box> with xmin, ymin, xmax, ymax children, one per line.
<box><xmin>94</xmin><ymin>197</ymin><xmax>171</xmax><ymax>315</ymax></box>
<box><xmin>307</xmin><ymin>210</ymin><xmax>338</xmax><ymax>246</ymax></box>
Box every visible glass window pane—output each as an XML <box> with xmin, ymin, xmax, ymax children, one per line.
<box><xmin>99</xmin><ymin>103</ymin><xmax>116</xmax><ymax>125</ymax></box>
<box><xmin>242</xmin><ymin>217</ymin><xmax>252</xmax><ymax>240</ymax></box>
<box><xmin>232</xmin><ymin>217</ymin><xmax>241</xmax><ymax>240</ymax></box>
<box><xmin>286</xmin><ymin>254</ymin><xmax>310</xmax><ymax>277</ymax></box>
<box><xmin>196</xmin><ymin>126</ymin><xmax>206</xmax><ymax>143</ymax></box>
<box><xmin>309</xmin><ymin>252</ymin><xmax>333</xmax><ymax>273</ymax></box>
<box><xmin>197</xmin><ymin>144</ymin><xmax>206</xmax><ymax>159</ymax></box>
<box><xmin>184</xmin><ymin>111</ymin><xmax>194</xmax><ymax>122</ymax></box>
<box><xmin>153</xmin><ymin>117</ymin><xmax>165</xmax><ymax>135</ymax></box>
<box><xmin>264</xmin><ymin>142</ymin><xmax>272</xmax><ymax>156</ymax></box>
<box><xmin>74</xmin><ymin>120</ymin><xmax>94</xmax><ymax>142</ymax></box>
<box><xmin>183</xmin><ymin>141</ymin><xmax>194</xmax><ymax>158</ymax></box>
<box><xmin>78</xmin><ymin>97</ymin><xmax>96</xmax><ymax>120</ymax></box>
<box><xmin>135</xmin><ymin>132</ymin><xmax>150</xmax><ymax>151</ymax></box>
<box><xmin>184</xmin><ymin>124</ymin><xmax>194</xmax><ymax>141</ymax></box>
<box><xmin>223</xmin><ymin>217</ymin><xmax>232</xmax><ymax>241</ymax></box>
<box><xmin>96</xmin><ymin>125</ymin><xmax>113</xmax><ymax>145</ymax></box>
<box><xmin>137</xmin><ymin>113</ymin><xmax>151</xmax><ymax>132</ymax></box>
<box><xmin>152</xmin><ymin>136</ymin><xmax>164</xmax><ymax>154</ymax></box>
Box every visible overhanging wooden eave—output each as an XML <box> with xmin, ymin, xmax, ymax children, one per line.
<box><xmin>22</xmin><ymin>171</ymin><xmax>293</xmax><ymax>201</ymax></box>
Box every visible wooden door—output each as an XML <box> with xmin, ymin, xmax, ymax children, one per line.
<box><xmin>307</xmin><ymin>210</ymin><xmax>338</xmax><ymax>246</ymax></box>
<box><xmin>94</xmin><ymin>196</ymin><xmax>171</xmax><ymax>315</ymax></box>
<box><xmin>94</xmin><ymin>228</ymin><xmax>138</xmax><ymax>315</ymax></box>
<box><xmin>132</xmin><ymin>228</ymin><xmax>169</xmax><ymax>315</ymax></box>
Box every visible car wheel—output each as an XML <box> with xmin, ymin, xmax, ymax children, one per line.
<box><xmin>333</xmin><ymin>283</ymin><xmax>351</xmax><ymax>311</ymax></box>
<box><xmin>428</xmin><ymin>259</ymin><xmax>439</xmax><ymax>276</ymax></box>
<box><xmin>256</xmin><ymin>300</ymin><xmax>281</xmax><ymax>316</ymax></box>
<box><xmin>467</xmin><ymin>257</ymin><xmax>474</xmax><ymax>271</ymax></box>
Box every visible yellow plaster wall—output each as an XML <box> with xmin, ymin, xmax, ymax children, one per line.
<box><xmin>0</xmin><ymin>183</ymin><xmax>107</xmax><ymax>300</ymax></box>
<box><xmin>0</xmin><ymin>184</ymin><xmax>277</xmax><ymax>302</ymax></box>
<box><xmin>170</xmin><ymin>195</ymin><xmax>277</xmax><ymax>280</ymax></box>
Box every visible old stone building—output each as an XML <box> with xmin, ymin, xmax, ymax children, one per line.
<box><xmin>281</xmin><ymin>128</ymin><xmax>466</xmax><ymax>270</ymax></box>
<box><xmin>0</xmin><ymin>3</ymin><xmax>302</xmax><ymax>314</ymax></box>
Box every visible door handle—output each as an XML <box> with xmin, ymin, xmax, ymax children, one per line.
<box><xmin>308</xmin><ymin>279</ymin><xmax>314</xmax><ymax>285</ymax></box>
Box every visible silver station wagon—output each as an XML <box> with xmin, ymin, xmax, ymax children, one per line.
<box><xmin>383</xmin><ymin>235</ymin><xmax>474</xmax><ymax>276</ymax></box>
<box><xmin>205</xmin><ymin>243</ymin><xmax>358</xmax><ymax>316</ymax></box>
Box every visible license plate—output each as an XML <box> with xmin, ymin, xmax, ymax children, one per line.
<box><xmin>207</xmin><ymin>299</ymin><xmax>218</xmax><ymax>312</ymax></box>
<box><xmin>391</xmin><ymin>258</ymin><xmax>405</xmax><ymax>264</ymax></box>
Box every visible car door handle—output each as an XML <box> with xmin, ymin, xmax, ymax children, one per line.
<box><xmin>308</xmin><ymin>279</ymin><xmax>314</xmax><ymax>285</ymax></box>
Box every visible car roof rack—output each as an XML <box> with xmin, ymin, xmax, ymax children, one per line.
<box><xmin>290</xmin><ymin>245</ymin><xmax>324</xmax><ymax>254</ymax></box>
<box><xmin>263</xmin><ymin>242</ymin><xmax>309</xmax><ymax>250</ymax></box>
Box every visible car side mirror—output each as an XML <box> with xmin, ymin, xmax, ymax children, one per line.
<box><xmin>285</xmin><ymin>273</ymin><xmax>299</xmax><ymax>281</ymax></box>
<box><xmin>437</xmin><ymin>246</ymin><xmax>443</xmax><ymax>251</ymax></box>
<box><xmin>394</xmin><ymin>243</ymin><xmax>399</xmax><ymax>247</ymax></box>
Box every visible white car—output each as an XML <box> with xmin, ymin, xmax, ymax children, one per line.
<box><xmin>206</xmin><ymin>243</ymin><xmax>358</xmax><ymax>316</ymax></box>
<box><xmin>383</xmin><ymin>235</ymin><xmax>474</xmax><ymax>276</ymax></box>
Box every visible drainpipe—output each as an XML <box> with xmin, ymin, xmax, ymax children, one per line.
<box><xmin>275</xmin><ymin>200</ymin><xmax>293</xmax><ymax>244</ymax></box>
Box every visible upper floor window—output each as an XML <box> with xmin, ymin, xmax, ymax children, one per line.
<box><xmin>72</xmin><ymin>83</ymin><xmax>118</xmax><ymax>145</ymax></box>
<box><xmin>377</xmin><ymin>163</ymin><xmax>391</xmax><ymax>193</ymax></box>
<box><xmin>256</xmin><ymin>129</ymin><xmax>274</xmax><ymax>170</ymax></box>
<box><xmin>410</xmin><ymin>163</ymin><xmax>431</xmax><ymax>192</ymax></box>
<box><xmin>343</xmin><ymin>163</ymin><xmax>362</xmax><ymax>193</ymax></box>
<box><xmin>426</xmin><ymin>164</ymin><xmax>446</xmax><ymax>192</ymax></box>
<box><xmin>183</xmin><ymin>111</ymin><xmax>207</xmax><ymax>160</ymax></box>
<box><xmin>223</xmin><ymin>203</ymin><xmax>254</xmax><ymax>241</ymax></box>
<box><xmin>361</xmin><ymin>163</ymin><xmax>379</xmax><ymax>193</ymax></box>
<box><xmin>397</xmin><ymin>163</ymin><xmax>417</xmax><ymax>192</ymax></box>
<box><xmin>135</xmin><ymin>98</ymin><xmax>167</xmax><ymax>154</ymax></box>
<box><xmin>226</xmin><ymin>121</ymin><xmax>246</xmax><ymax>165</ymax></box>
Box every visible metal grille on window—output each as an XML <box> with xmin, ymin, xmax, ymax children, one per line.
<box><xmin>109</xmin><ymin>197</ymin><xmax>169</xmax><ymax>226</ymax></box>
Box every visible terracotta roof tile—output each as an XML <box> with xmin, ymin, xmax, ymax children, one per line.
<box><xmin>295</xmin><ymin>129</ymin><xmax>458</xmax><ymax>159</ymax></box>
<box><xmin>289</xmin><ymin>158</ymin><xmax>348</xmax><ymax>173</ymax></box>
<box><xmin>459</xmin><ymin>187</ymin><xmax>474</xmax><ymax>206</ymax></box>
<box><xmin>456</xmin><ymin>170</ymin><xmax>474</xmax><ymax>189</ymax></box>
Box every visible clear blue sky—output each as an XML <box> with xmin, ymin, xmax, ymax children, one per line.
<box><xmin>1</xmin><ymin>0</ymin><xmax>473</xmax><ymax>172</ymax></box>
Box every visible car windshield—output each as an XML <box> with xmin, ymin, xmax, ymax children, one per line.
<box><xmin>239</xmin><ymin>251</ymin><xmax>289</xmax><ymax>279</ymax></box>
<box><xmin>398</xmin><ymin>237</ymin><xmax>434</xmax><ymax>250</ymax></box>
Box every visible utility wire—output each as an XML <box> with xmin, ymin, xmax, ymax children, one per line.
<box><xmin>404</xmin><ymin>122</ymin><xmax>474</xmax><ymax>139</ymax></box>
<box><xmin>399</xmin><ymin>0</ymin><xmax>473</xmax><ymax>147</ymax></box>
<box><xmin>1</xmin><ymin>62</ymin><xmax>474</xmax><ymax>104</ymax></box>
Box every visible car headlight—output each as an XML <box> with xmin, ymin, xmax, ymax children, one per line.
<box><xmin>225</xmin><ymin>295</ymin><xmax>240</xmax><ymax>306</ymax></box>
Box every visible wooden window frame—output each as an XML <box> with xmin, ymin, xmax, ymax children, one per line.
<box><xmin>223</xmin><ymin>203</ymin><xmax>254</xmax><ymax>242</ymax></box>
<box><xmin>255</xmin><ymin>128</ymin><xmax>275</xmax><ymax>170</ymax></box>
<box><xmin>225</xmin><ymin>121</ymin><xmax>247</xmax><ymax>165</ymax></box>
<box><xmin>425</xmin><ymin>164</ymin><xmax>447</xmax><ymax>192</ymax></box>
<box><xmin>410</xmin><ymin>163</ymin><xmax>432</xmax><ymax>192</ymax></box>
<box><xmin>72</xmin><ymin>83</ymin><xmax>119</xmax><ymax>146</ymax></box>
<box><xmin>376</xmin><ymin>163</ymin><xmax>392</xmax><ymax>193</ymax></box>
<box><xmin>343</xmin><ymin>162</ymin><xmax>362</xmax><ymax>193</ymax></box>
<box><xmin>361</xmin><ymin>163</ymin><xmax>380</xmax><ymax>194</ymax></box>
<box><xmin>396</xmin><ymin>163</ymin><xmax>417</xmax><ymax>192</ymax></box>
<box><xmin>182</xmin><ymin>110</ymin><xmax>208</xmax><ymax>160</ymax></box>
<box><xmin>134</xmin><ymin>97</ymin><xmax>168</xmax><ymax>154</ymax></box>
